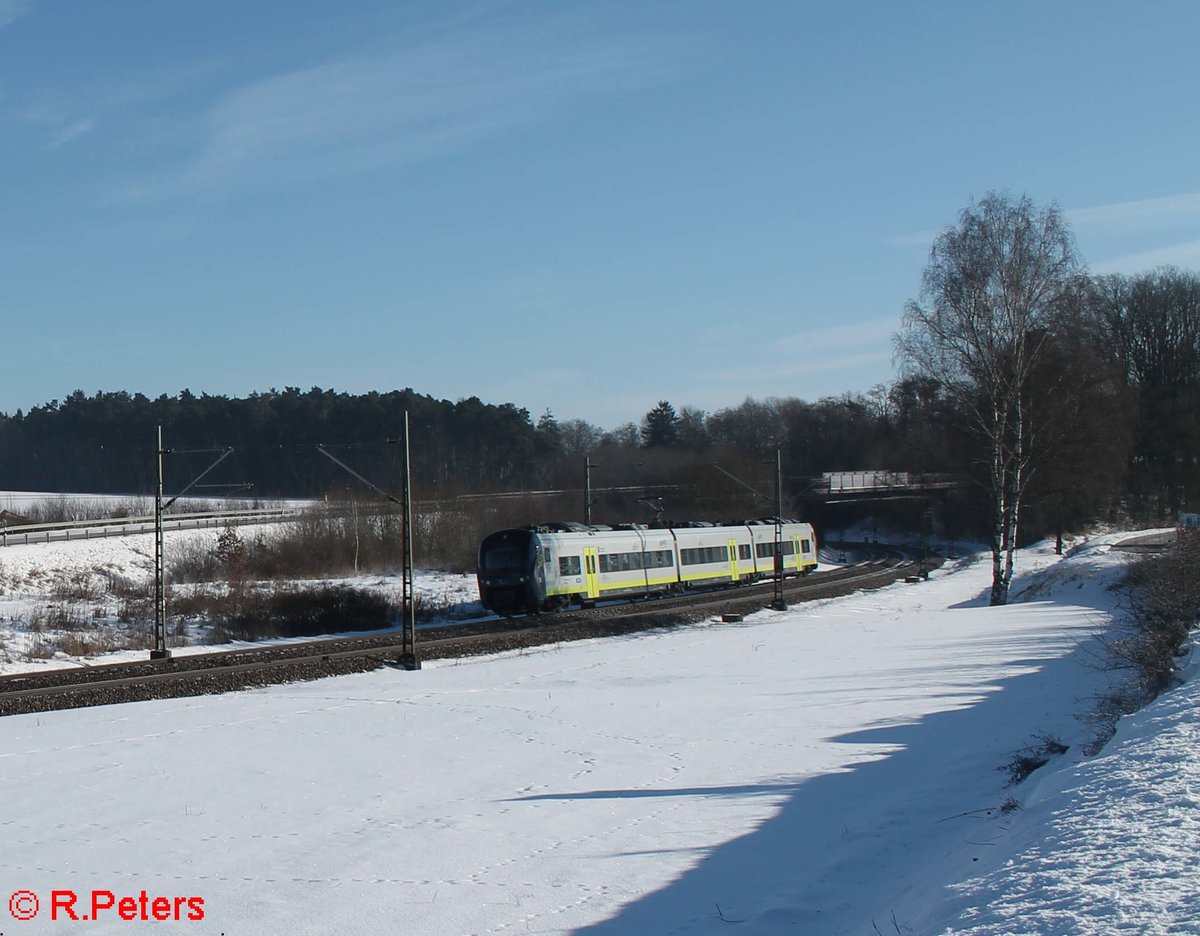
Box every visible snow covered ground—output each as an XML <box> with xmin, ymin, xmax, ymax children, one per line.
<box><xmin>0</xmin><ymin>522</ymin><xmax>480</xmax><ymax>673</ymax></box>
<box><xmin>0</xmin><ymin>531</ymin><xmax>1195</xmax><ymax>934</ymax></box>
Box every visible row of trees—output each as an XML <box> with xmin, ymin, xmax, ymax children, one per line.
<box><xmin>898</xmin><ymin>193</ymin><xmax>1198</xmax><ymax>604</ymax></box>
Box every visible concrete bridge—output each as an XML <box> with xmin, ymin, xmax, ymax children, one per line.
<box><xmin>803</xmin><ymin>470</ymin><xmax>960</xmax><ymax>504</ymax></box>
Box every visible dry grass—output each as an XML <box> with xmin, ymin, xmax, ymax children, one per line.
<box><xmin>1087</xmin><ymin>530</ymin><xmax>1199</xmax><ymax>747</ymax></box>
<box><xmin>1001</xmin><ymin>735</ymin><xmax>1069</xmax><ymax>786</ymax></box>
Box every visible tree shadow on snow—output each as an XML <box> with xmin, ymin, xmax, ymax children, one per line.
<box><xmin>537</xmin><ymin>626</ymin><xmax>1112</xmax><ymax>935</ymax></box>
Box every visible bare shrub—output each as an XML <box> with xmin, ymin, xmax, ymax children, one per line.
<box><xmin>167</xmin><ymin>536</ymin><xmax>222</xmax><ymax>583</ymax></box>
<box><xmin>167</xmin><ymin>583</ymin><xmax>228</xmax><ymax>618</ymax></box>
<box><xmin>50</xmin><ymin>568</ymin><xmax>105</xmax><ymax>602</ymax></box>
<box><xmin>25</xmin><ymin>640</ymin><xmax>56</xmax><ymax>660</ymax></box>
<box><xmin>208</xmin><ymin>584</ymin><xmax>395</xmax><ymax>641</ymax></box>
<box><xmin>117</xmin><ymin>592</ymin><xmax>153</xmax><ymax>624</ymax></box>
<box><xmin>52</xmin><ymin>631</ymin><xmax>120</xmax><ymax>657</ymax></box>
<box><xmin>27</xmin><ymin>603</ymin><xmax>97</xmax><ymax>633</ymax></box>
<box><xmin>1001</xmin><ymin>735</ymin><xmax>1069</xmax><ymax>786</ymax></box>
<box><xmin>1089</xmin><ymin>530</ymin><xmax>1200</xmax><ymax>746</ymax></box>
<box><xmin>1119</xmin><ymin>532</ymin><xmax>1197</xmax><ymax>686</ymax></box>
<box><xmin>125</xmin><ymin>623</ymin><xmax>156</xmax><ymax>649</ymax></box>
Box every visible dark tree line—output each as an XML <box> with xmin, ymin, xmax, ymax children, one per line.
<box><xmin>1092</xmin><ymin>268</ymin><xmax>1200</xmax><ymax>519</ymax></box>
<box><xmin>0</xmin><ymin>387</ymin><xmax>541</xmax><ymax>500</ymax></box>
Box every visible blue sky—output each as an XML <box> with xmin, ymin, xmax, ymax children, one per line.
<box><xmin>3</xmin><ymin>1</ymin><xmax>1198</xmax><ymax>428</ymax></box>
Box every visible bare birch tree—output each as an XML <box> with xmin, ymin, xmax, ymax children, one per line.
<box><xmin>896</xmin><ymin>192</ymin><xmax>1083</xmax><ymax>605</ymax></box>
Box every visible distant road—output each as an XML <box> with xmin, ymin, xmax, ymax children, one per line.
<box><xmin>0</xmin><ymin>507</ymin><xmax>303</xmax><ymax>548</ymax></box>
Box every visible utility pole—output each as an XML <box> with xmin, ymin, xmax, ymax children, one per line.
<box><xmin>398</xmin><ymin>411</ymin><xmax>418</xmax><ymax>670</ymax></box>
<box><xmin>153</xmin><ymin>425</ymin><xmax>169</xmax><ymax>659</ymax></box>
<box><xmin>584</xmin><ymin>456</ymin><xmax>594</xmax><ymax>526</ymax></box>
<box><xmin>152</xmin><ymin>427</ymin><xmax>234</xmax><ymax>661</ymax></box>
<box><xmin>771</xmin><ymin>448</ymin><xmax>787</xmax><ymax>611</ymax></box>
<box><xmin>316</xmin><ymin>411</ymin><xmax>419</xmax><ymax>670</ymax></box>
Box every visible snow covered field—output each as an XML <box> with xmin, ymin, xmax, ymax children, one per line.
<box><xmin>0</xmin><ymin>523</ymin><xmax>480</xmax><ymax>673</ymax></box>
<box><xmin>0</xmin><ymin>532</ymin><xmax>1195</xmax><ymax>934</ymax></box>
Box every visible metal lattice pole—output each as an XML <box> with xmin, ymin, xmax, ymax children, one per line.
<box><xmin>772</xmin><ymin>448</ymin><xmax>788</xmax><ymax>611</ymax></box>
<box><xmin>399</xmin><ymin>411</ymin><xmax>420</xmax><ymax>669</ymax></box>
<box><xmin>152</xmin><ymin>425</ymin><xmax>171</xmax><ymax>660</ymax></box>
<box><xmin>584</xmin><ymin>456</ymin><xmax>593</xmax><ymax>525</ymax></box>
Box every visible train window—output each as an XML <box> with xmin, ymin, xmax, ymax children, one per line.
<box><xmin>782</xmin><ymin>541</ymin><xmax>795</xmax><ymax>556</ymax></box>
<box><xmin>485</xmin><ymin>547</ymin><xmax>522</xmax><ymax>570</ymax></box>
<box><xmin>801</xmin><ymin>539</ymin><xmax>811</xmax><ymax>553</ymax></box>
<box><xmin>739</xmin><ymin>544</ymin><xmax>752</xmax><ymax>560</ymax></box>
<box><xmin>559</xmin><ymin>555</ymin><xmax>582</xmax><ymax>576</ymax></box>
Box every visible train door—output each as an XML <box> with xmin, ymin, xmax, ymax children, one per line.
<box><xmin>582</xmin><ymin>547</ymin><xmax>600</xmax><ymax>600</ymax></box>
<box><xmin>792</xmin><ymin>535</ymin><xmax>802</xmax><ymax>572</ymax></box>
<box><xmin>727</xmin><ymin>539</ymin><xmax>739</xmax><ymax>582</ymax></box>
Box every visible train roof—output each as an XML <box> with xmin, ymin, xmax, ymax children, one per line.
<box><xmin>522</xmin><ymin>518</ymin><xmax>809</xmax><ymax>534</ymax></box>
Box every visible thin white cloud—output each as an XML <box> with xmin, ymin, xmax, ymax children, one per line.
<box><xmin>773</xmin><ymin>316</ymin><xmax>898</xmax><ymax>353</ymax></box>
<box><xmin>1069</xmin><ymin>193</ymin><xmax>1200</xmax><ymax>233</ymax></box>
<box><xmin>47</xmin><ymin>116</ymin><xmax>96</xmax><ymax>147</ymax></box>
<box><xmin>0</xmin><ymin>0</ymin><xmax>32</xmax><ymax>28</ymax></box>
<box><xmin>129</xmin><ymin>21</ymin><xmax>686</xmax><ymax>198</ymax></box>
<box><xmin>1093</xmin><ymin>240</ymin><xmax>1200</xmax><ymax>275</ymax></box>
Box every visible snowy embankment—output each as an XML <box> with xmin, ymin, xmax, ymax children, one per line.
<box><xmin>0</xmin><ymin>533</ymin><xmax>1194</xmax><ymax>934</ymax></box>
<box><xmin>914</xmin><ymin>650</ymin><xmax>1200</xmax><ymax>935</ymax></box>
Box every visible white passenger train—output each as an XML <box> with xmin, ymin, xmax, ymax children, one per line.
<box><xmin>477</xmin><ymin>519</ymin><xmax>818</xmax><ymax>614</ymax></box>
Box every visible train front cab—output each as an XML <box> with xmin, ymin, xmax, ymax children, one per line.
<box><xmin>477</xmin><ymin>528</ymin><xmax>542</xmax><ymax>615</ymax></box>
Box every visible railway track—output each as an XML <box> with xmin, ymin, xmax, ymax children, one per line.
<box><xmin>0</xmin><ymin>554</ymin><xmax>941</xmax><ymax>718</ymax></box>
